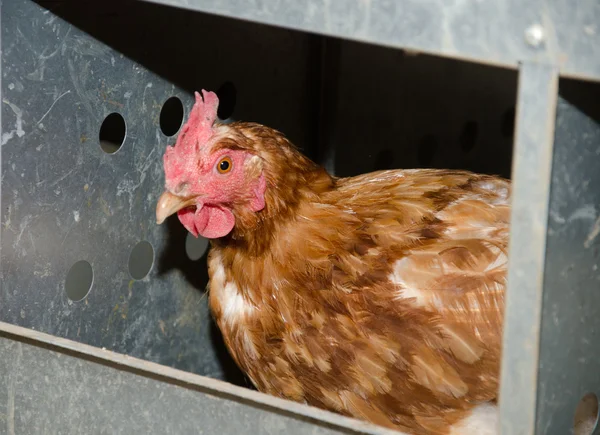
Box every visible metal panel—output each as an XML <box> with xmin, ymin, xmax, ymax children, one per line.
<box><xmin>535</xmin><ymin>79</ymin><xmax>600</xmax><ymax>434</ymax></box>
<box><xmin>0</xmin><ymin>322</ymin><xmax>394</xmax><ymax>435</ymax></box>
<box><xmin>500</xmin><ymin>67</ymin><xmax>600</xmax><ymax>434</ymax></box>
<box><xmin>140</xmin><ymin>0</ymin><xmax>600</xmax><ymax>82</ymax></box>
<box><xmin>1</xmin><ymin>0</ymin><xmax>319</xmax><ymax>384</ymax></box>
<box><xmin>1</xmin><ymin>0</ymin><xmax>517</xmax><ymax>384</ymax></box>
<box><xmin>499</xmin><ymin>62</ymin><xmax>559</xmax><ymax>435</ymax></box>
<box><xmin>3</xmin><ymin>1</ymin><xmax>600</xmax><ymax>434</ymax></box>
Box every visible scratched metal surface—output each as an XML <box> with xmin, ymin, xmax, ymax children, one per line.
<box><xmin>0</xmin><ymin>328</ymin><xmax>393</xmax><ymax>435</ymax></box>
<box><xmin>0</xmin><ymin>0</ymin><xmax>519</xmax><ymax>385</ymax></box>
<box><xmin>2</xmin><ymin>2</ymin><xmax>600</xmax><ymax>434</ymax></box>
<box><xmin>499</xmin><ymin>70</ymin><xmax>600</xmax><ymax>434</ymax></box>
<box><xmin>534</xmin><ymin>80</ymin><xmax>600</xmax><ymax>434</ymax></box>
<box><xmin>0</xmin><ymin>0</ymin><xmax>319</xmax><ymax>384</ymax></box>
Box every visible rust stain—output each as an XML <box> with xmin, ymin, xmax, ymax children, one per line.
<box><xmin>107</xmin><ymin>99</ymin><xmax>124</xmax><ymax>108</ymax></box>
<box><xmin>99</xmin><ymin>85</ymin><xmax>124</xmax><ymax>108</ymax></box>
<box><xmin>584</xmin><ymin>215</ymin><xmax>600</xmax><ymax>249</ymax></box>
<box><xmin>128</xmin><ymin>279</ymin><xmax>135</xmax><ymax>298</ymax></box>
<box><xmin>98</xmin><ymin>196</ymin><xmax>111</xmax><ymax>216</ymax></box>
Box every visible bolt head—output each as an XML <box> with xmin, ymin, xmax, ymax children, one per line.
<box><xmin>525</xmin><ymin>24</ymin><xmax>545</xmax><ymax>47</ymax></box>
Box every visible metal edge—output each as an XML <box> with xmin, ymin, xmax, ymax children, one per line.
<box><xmin>0</xmin><ymin>0</ymin><xmax>3</xmax><ymax>282</ymax></box>
<box><xmin>498</xmin><ymin>62</ymin><xmax>559</xmax><ymax>435</ymax></box>
<box><xmin>0</xmin><ymin>320</ymin><xmax>400</xmax><ymax>435</ymax></box>
<box><xmin>137</xmin><ymin>0</ymin><xmax>600</xmax><ymax>83</ymax></box>
<box><xmin>139</xmin><ymin>0</ymin><xmax>519</xmax><ymax>72</ymax></box>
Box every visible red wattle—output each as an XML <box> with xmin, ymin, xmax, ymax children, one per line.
<box><xmin>177</xmin><ymin>204</ymin><xmax>235</xmax><ymax>239</ymax></box>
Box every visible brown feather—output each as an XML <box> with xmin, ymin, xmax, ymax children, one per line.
<box><xmin>204</xmin><ymin>121</ymin><xmax>511</xmax><ymax>435</ymax></box>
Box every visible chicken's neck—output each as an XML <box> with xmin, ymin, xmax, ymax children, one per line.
<box><xmin>215</xmin><ymin>130</ymin><xmax>335</xmax><ymax>257</ymax></box>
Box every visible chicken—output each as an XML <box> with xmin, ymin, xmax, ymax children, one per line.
<box><xmin>155</xmin><ymin>90</ymin><xmax>511</xmax><ymax>435</ymax></box>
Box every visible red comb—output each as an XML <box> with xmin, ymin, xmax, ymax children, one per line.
<box><xmin>162</xmin><ymin>90</ymin><xmax>219</xmax><ymax>190</ymax></box>
<box><xmin>172</xmin><ymin>89</ymin><xmax>219</xmax><ymax>155</ymax></box>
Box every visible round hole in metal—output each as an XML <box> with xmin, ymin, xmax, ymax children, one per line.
<box><xmin>574</xmin><ymin>392</ymin><xmax>599</xmax><ymax>435</ymax></box>
<box><xmin>128</xmin><ymin>240</ymin><xmax>154</xmax><ymax>280</ymax></box>
<box><xmin>65</xmin><ymin>260</ymin><xmax>94</xmax><ymax>302</ymax></box>
<box><xmin>160</xmin><ymin>96</ymin><xmax>184</xmax><ymax>137</ymax></box>
<box><xmin>185</xmin><ymin>232</ymin><xmax>209</xmax><ymax>261</ymax></box>
<box><xmin>99</xmin><ymin>112</ymin><xmax>126</xmax><ymax>154</ymax></box>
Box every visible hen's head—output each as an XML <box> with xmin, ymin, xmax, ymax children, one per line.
<box><xmin>155</xmin><ymin>90</ymin><xmax>267</xmax><ymax>239</ymax></box>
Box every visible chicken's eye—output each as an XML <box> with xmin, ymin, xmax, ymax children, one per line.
<box><xmin>217</xmin><ymin>157</ymin><xmax>233</xmax><ymax>174</ymax></box>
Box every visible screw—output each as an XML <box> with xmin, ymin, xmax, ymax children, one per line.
<box><xmin>525</xmin><ymin>24</ymin><xmax>545</xmax><ymax>48</ymax></box>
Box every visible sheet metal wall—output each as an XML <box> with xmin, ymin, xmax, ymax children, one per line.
<box><xmin>1</xmin><ymin>1</ymin><xmax>599</xmax><ymax>434</ymax></box>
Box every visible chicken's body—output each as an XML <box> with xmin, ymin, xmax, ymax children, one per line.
<box><xmin>208</xmin><ymin>155</ymin><xmax>509</xmax><ymax>435</ymax></box>
<box><xmin>156</xmin><ymin>91</ymin><xmax>510</xmax><ymax>435</ymax></box>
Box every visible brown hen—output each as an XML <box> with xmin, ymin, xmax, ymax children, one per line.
<box><xmin>156</xmin><ymin>90</ymin><xmax>510</xmax><ymax>435</ymax></box>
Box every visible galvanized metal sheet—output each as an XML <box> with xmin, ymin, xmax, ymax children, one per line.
<box><xmin>499</xmin><ymin>62</ymin><xmax>559</xmax><ymax>435</ymax></box>
<box><xmin>500</xmin><ymin>66</ymin><xmax>600</xmax><ymax>434</ymax></box>
<box><xmin>3</xmin><ymin>2</ymin><xmax>600</xmax><ymax>434</ymax></box>
<box><xmin>141</xmin><ymin>0</ymin><xmax>600</xmax><ymax>82</ymax></box>
<box><xmin>0</xmin><ymin>322</ymin><xmax>394</xmax><ymax>435</ymax></box>
<box><xmin>0</xmin><ymin>0</ymin><xmax>318</xmax><ymax>384</ymax></box>
<box><xmin>1</xmin><ymin>0</ymin><xmax>518</xmax><ymax>383</ymax></box>
<box><xmin>535</xmin><ymin>79</ymin><xmax>600</xmax><ymax>434</ymax></box>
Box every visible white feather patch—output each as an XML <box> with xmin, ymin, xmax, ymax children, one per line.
<box><xmin>222</xmin><ymin>281</ymin><xmax>254</xmax><ymax>321</ymax></box>
<box><xmin>389</xmin><ymin>257</ymin><xmax>444</xmax><ymax>309</ymax></box>
<box><xmin>449</xmin><ymin>404</ymin><xmax>498</xmax><ymax>435</ymax></box>
<box><xmin>484</xmin><ymin>249</ymin><xmax>508</xmax><ymax>272</ymax></box>
<box><xmin>210</xmin><ymin>256</ymin><xmax>255</xmax><ymax>324</ymax></box>
<box><xmin>211</xmin><ymin>258</ymin><xmax>226</xmax><ymax>287</ymax></box>
<box><xmin>390</xmin><ymin>257</ymin><xmax>428</xmax><ymax>306</ymax></box>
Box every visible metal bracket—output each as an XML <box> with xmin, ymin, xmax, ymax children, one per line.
<box><xmin>500</xmin><ymin>61</ymin><xmax>559</xmax><ymax>435</ymax></box>
<box><xmin>500</xmin><ymin>61</ymin><xmax>600</xmax><ymax>434</ymax></box>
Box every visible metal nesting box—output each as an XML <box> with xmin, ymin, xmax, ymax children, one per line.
<box><xmin>1</xmin><ymin>1</ymin><xmax>600</xmax><ymax>434</ymax></box>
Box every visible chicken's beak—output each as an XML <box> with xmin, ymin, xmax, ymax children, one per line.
<box><xmin>156</xmin><ymin>191</ymin><xmax>197</xmax><ymax>225</ymax></box>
